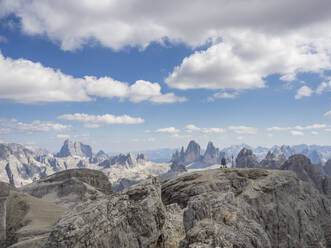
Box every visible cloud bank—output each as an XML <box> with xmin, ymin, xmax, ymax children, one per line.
<box><xmin>0</xmin><ymin>53</ymin><xmax>185</xmax><ymax>104</ymax></box>
<box><xmin>58</xmin><ymin>113</ymin><xmax>145</xmax><ymax>128</ymax></box>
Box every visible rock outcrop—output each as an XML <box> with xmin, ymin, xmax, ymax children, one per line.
<box><xmin>90</xmin><ymin>150</ymin><xmax>109</xmax><ymax>163</ymax></box>
<box><xmin>99</xmin><ymin>153</ymin><xmax>138</xmax><ymax>168</ymax></box>
<box><xmin>171</xmin><ymin>147</ymin><xmax>185</xmax><ymax>164</ymax></box>
<box><xmin>112</xmin><ymin>178</ymin><xmax>140</xmax><ymax>192</ymax></box>
<box><xmin>44</xmin><ymin>177</ymin><xmax>167</xmax><ymax>248</ymax></box>
<box><xmin>325</xmin><ymin>159</ymin><xmax>331</xmax><ymax>177</ymax></box>
<box><xmin>162</xmin><ymin>168</ymin><xmax>331</xmax><ymax>247</ymax></box>
<box><xmin>260</xmin><ymin>151</ymin><xmax>286</xmax><ymax>169</ymax></box>
<box><xmin>56</xmin><ymin>140</ymin><xmax>93</xmax><ymax>158</ymax></box>
<box><xmin>183</xmin><ymin>140</ymin><xmax>201</xmax><ymax>164</ymax></box>
<box><xmin>159</xmin><ymin>161</ymin><xmax>187</xmax><ymax>181</ymax></box>
<box><xmin>281</xmin><ymin>154</ymin><xmax>331</xmax><ymax>200</ymax></box>
<box><xmin>236</xmin><ymin>148</ymin><xmax>260</xmax><ymax>168</ymax></box>
<box><xmin>136</xmin><ymin>153</ymin><xmax>147</xmax><ymax>163</ymax></box>
<box><xmin>22</xmin><ymin>168</ymin><xmax>112</xmax><ymax>207</ymax></box>
<box><xmin>172</xmin><ymin>141</ymin><xmax>228</xmax><ymax>167</ymax></box>
<box><xmin>0</xmin><ymin>182</ymin><xmax>10</xmax><ymax>246</ymax></box>
<box><xmin>202</xmin><ymin>142</ymin><xmax>220</xmax><ymax>164</ymax></box>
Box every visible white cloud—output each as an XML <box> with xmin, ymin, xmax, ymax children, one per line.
<box><xmin>0</xmin><ymin>118</ymin><xmax>71</xmax><ymax>133</ymax></box>
<box><xmin>185</xmin><ymin>124</ymin><xmax>201</xmax><ymax>132</ymax></box>
<box><xmin>267</xmin><ymin>126</ymin><xmax>291</xmax><ymax>131</ymax></box>
<box><xmin>58</xmin><ymin>113</ymin><xmax>144</xmax><ymax>128</ymax></box>
<box><xmin>155</xmin><ymin>127</ymin><xmax>180</xmax><ymax>134</ymax></box>
<box><xmin>166</xmin><ymin>30</ymin><xmax>331</xmax><ymax>91</ymax></box>
<box><xmin>325</xmin><ymin>129</ymin><xmax>331</xmax><ymax>132</ymax></box>
<box><xmin>131</xmin><ymin>137</ymin><xmax>155</xmax><ymax>143</ymax></box>
<box><xmin>56</xmin><ymin>134</ymin><xmax>70</xmax><ymax>139</ymax></box>
<box><xmin>0</xmin><ymin>53</ymin><xmax>184</xmax><ymax>104</ymax></box>
<box><xmin>295</xmin><ymin>86</ymin><xmax>313</xmax><ymax>99</ymax></box>
<box><xmin>2</xmin><ymin>1</ymin><xmax>331</xmax><ymax>99</ymax></box>
<box><xmin>2</xmin><ymin>0</ymin><xmax>331</xmax><ymax>52</ymax></box>
<box><xmin>316</xmin><ymin>80</ymin><xmax>331</xmax><ymax>94</ymax></box>
<box><xmin>298</xmin><ymin>124</ymin><xmax>326</xmax><ymax>130</ymax></box>
<box><xmin>291</xmin><ymin>130</ymin><xmax>304</xmax><ymax>136</ymax></box>
<box><xmin>0</xmin><ymin>127</ymin><xmax>10</xmax><ymax>134</ymax></box>
<box><xmin>324</xmin><ymin>110</ymin><xmax>331</xmax><ymax>118</ymax></box>
<box><xmin>311</xmin><ymin>131</ymin><xmax>318</xmax><ymax>135</ymax></box>
<box><xmin>201</xmin><ymin>128</ymin><xmax>225</xmax><ymax>134</ymax></box>
<box><xmin>268</xmin><ymin>124</ymin><xmax>327</xmax><ymax>132</ymax></box>
<box><xmin>185</xmin><ymin>124</ymin><xmax>225</xmax><ymax>134</ymax></box>
<box><xmin>213</xmin><ymin>91</ymin><xmax>239</xmax><ymax>99</ymax></box>
<box><xmin>237</xmin><ymin>136</ymin><xmax>244</xmax><ymax>141</ymax></box>
<box><xmin>228</xmin><ymin>125</ymin><xmax>257</xmax><ymax>134</ymax></box>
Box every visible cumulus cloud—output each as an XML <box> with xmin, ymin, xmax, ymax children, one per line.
<box><xmin>311</xmin><ymin>131</ymin><xmax>318</xmax><ymax>135</ymax></box>
<box><xmin>228</xmin><ymin>126</ymin><xmax>257</xmax><ymax>134</ymax></box>
<box><xmin>166</xmin><ymin>30</ymin><xmax>331</xmax><ymax>91</ymax></box>
<box><xmin>2</xmin><ymin>1</ymin><xmax>331</xmax><ymax>99</ymax></box>
<box><xmin>295</xmin><ymin>86</ymin><xmax>313</xmax><ymax>99</ymax></box>
<box><xmin>2</xmin><ymin>0</ymin><xmax>331</xmax><ymax>51</ymax></box>
<box><xmin>291</xmin><ymin>130</ymin><xmax>304</xmax><ymax>136</ymax></box>
<box><xmin>58</xmin><ymin>113</ymin><xmax>144</xmax><ymax>128</ymax></box>
<box><xmin>185</xmin><ymin>124</ymin><xmax>201</xmax><ymax>132</ymax></box>
<box><xmin>213</xmin><ymin>91</ymin><xmax>239</xmax><ymax>99</ymax></box>
<box><xmin>268</xmin><ymin>124</ymin><xmax>327</xmax><ymax>132</ymax></box>
<box><xmin>324</xmin><ymin>110</ymin><xmax>331</xmax><ymax>118</ymax></box>
<box><xmin>155</xmin><ymin>127</ymin><xmax>180</xmax><ymax>134</ymax></box>
<box><xmin>185</xmin><ymin>124</ymin><xmax>225</xmax><ymax>134</ymax></box>
<box><xmin>267</xmin><ymin>126</ymin><xmax>291</xmax><ymax>131</ymax></box>
<box><xmin>56</xmin><ymin>134</ymin><xmax>71</xmax><ymax>139</ymax></box>
<box><xmin>0</xmin><ymin>118</ymin><xmax>71</xmax><ymax>133</ymax></box>
<box><xmin>316</xmin><ymin>80</ymin><xmax>331</xmax><ymax>94</ymax></box>
<box><xmin>0</xmin><ymin>53</ymin><xmax>185</xmax><ymax>104</ymax></box>
<box><xmin>294</xmin><ymin>124</ymin><xmax>326</xmax><ymax>130</ymax></box>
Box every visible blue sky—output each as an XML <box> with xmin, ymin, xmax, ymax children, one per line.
<box><xmin>0</xmin><ymin>1</ymin><xmax>330</xmax><ymax>153</ymax></box>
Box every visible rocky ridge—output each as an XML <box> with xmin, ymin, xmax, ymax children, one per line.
<box><xmin>5</xmin><ymin>168</ymin><xmax>328</xmax><ymax>248</ymax></box>
<box><xmin>21</xmin><ymin>168</ymin><xmax>112</xmax><ymax>207</ymax></box>
<box><xmin>0</xmin><ymin>141</ymin><xmax>156</xmax><ymax>188</ymax></box>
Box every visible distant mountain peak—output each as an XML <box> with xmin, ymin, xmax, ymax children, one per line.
<box><xmin>56</xmin><ymin>139</ymin><xmax>93</xmax><ymax>158</ymax></box>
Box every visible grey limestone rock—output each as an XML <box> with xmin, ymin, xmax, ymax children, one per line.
<box><xmin>21</xmin><ymin>168</ymin><xmax>112</xmax><ymax>207</ymax></box>
<box><xmin>281</xmin><ymin>154</ymin><xmax>331</xmax><ymax>200</ymax></box>
<box><xmin>184</xmin><ymin>141</ymin><xmax>201</xmax><ymax>164</ymax></box>
<box><xmin>325</xmin><ymin>159</ymin><xmax>331</xmax><ymax>178</ymax></box>
<box><xmin>236</xmin><ymin>148</ymin><xmax>260</xmax><ymax>168</ymax></box>
<box><xmin>202</xmin><ymin>142</ymin><xmax>220</xmax><ymax>165</ymax></box>
<box><xmin>159</xmin><ymin>161</ymin><xmax>187</xmax><ymax>182</ymax></box>
<box><xmin>44</xmin><ymin>177</ymin><xmax>166</xmax><ymax>248</ymax></box>
<box><xmin>260</xmin><ymin>151</ymin><xmax>286</xmax><ymax>169</ymax></box>
<box><xmin>162</xmin><ymin>168</ymin><xmax>331</xmax><ymax>248</ymax></box>
<box><xmin>56</xmin><ymin>140</ymin><xmax>93</xmax><ymax>158</ymax></box>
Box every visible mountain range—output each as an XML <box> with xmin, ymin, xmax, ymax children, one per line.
<box><xmin>172</xmin><ymin>141</ymin><xmax>331</xmax><ymax>166</ymax></box>
<box><xmin>0</xmin><ymin>140</ymin><xmax>169</xmax><ymax>189</ymax></box>
<box><xmin>1</xmin><ymin>139</ymin><xmax>331</xmax><ymax>247</ymax></box>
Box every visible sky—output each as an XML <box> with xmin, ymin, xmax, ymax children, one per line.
<box><xmin>0</xmin><ymin>0</ymin><xmax>330</xmax><ymax>153</ymax></box>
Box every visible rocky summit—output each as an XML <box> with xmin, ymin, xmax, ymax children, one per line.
<box><xmin>162</xmin><ymin>168</ymin><xmax>331</xmax><ymax>247</ymax></box>
<box><xmin>235</xmin><ymin>148</ymin><xmax>260</xmax><ymax>168</ymax></box>
<box><xmin>1</xmin><ymin>167</ymin><xmax>329</xmax><ymax>247</ymax></box>
<box><xmin>56</xmin><ymin>139</ymin><xmax>93</xmax><ymax>158</ymax></box>
<box><xmin>281</xmin><ymin>154</ymin><xmax>331</xmax><ymax>200</ymax></box>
